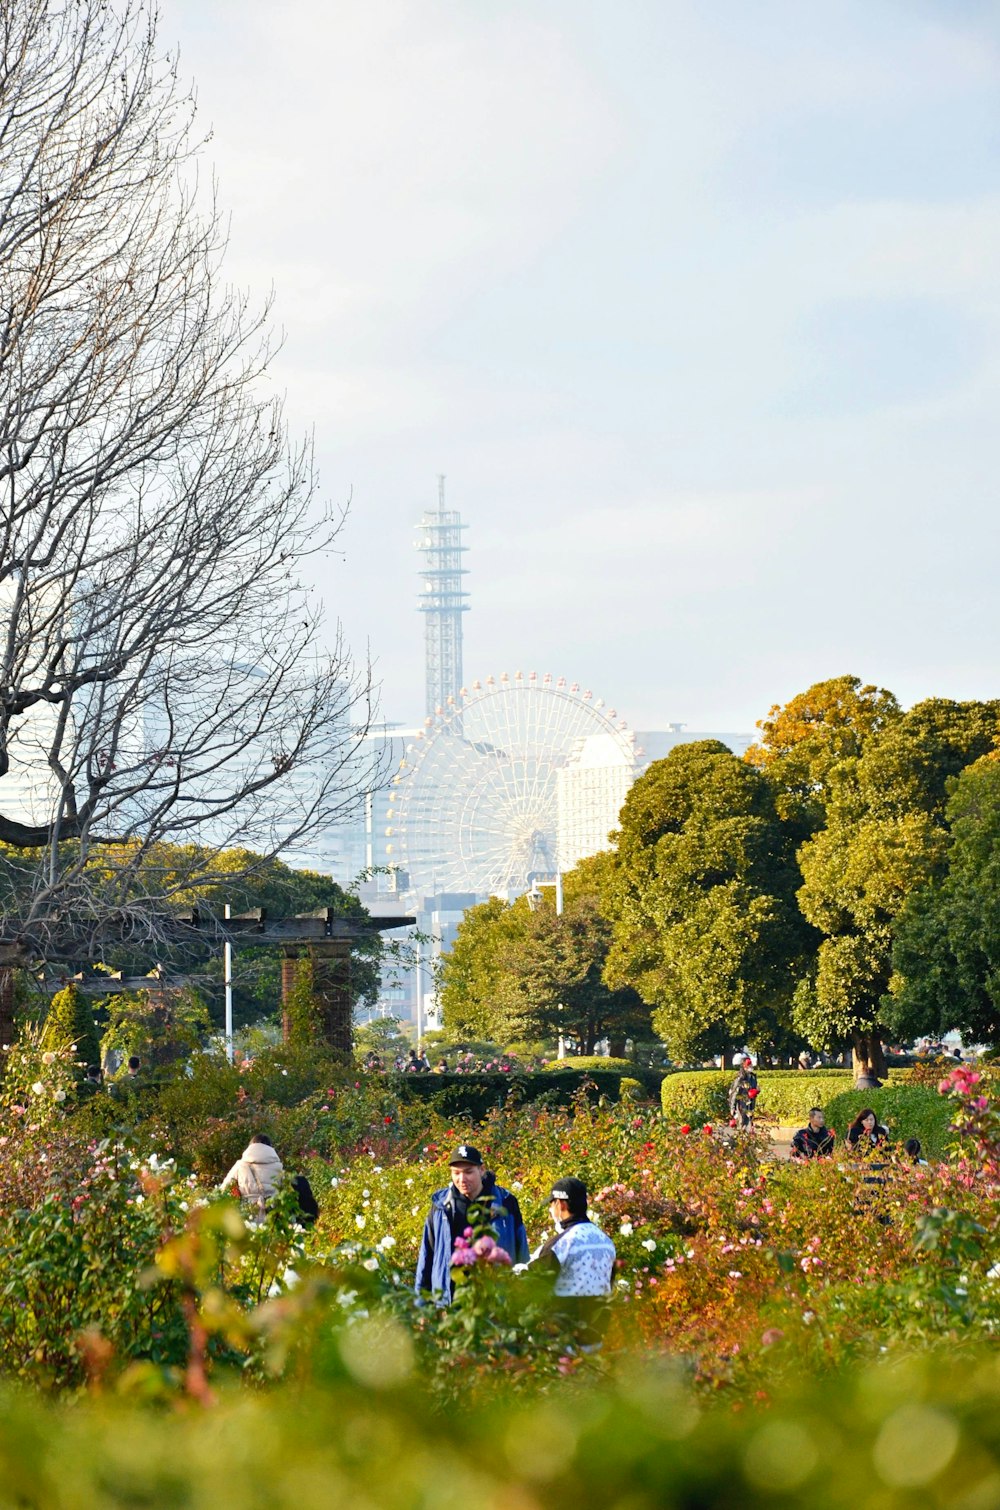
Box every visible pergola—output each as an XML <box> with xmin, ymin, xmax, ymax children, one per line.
<box><xmin>0</xmin><ymin>908</ymin><xmax>415</xmax><ymax>1054</ymax></box>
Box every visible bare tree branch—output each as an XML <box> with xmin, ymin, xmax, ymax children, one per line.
<box><xmin>0</xmin><ymin>0</ymin><xmax>379</xmax><ymax>959</ymax></box>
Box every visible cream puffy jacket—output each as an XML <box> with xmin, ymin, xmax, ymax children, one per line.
<box><xmin>219</xmin><ymin>1141</ymin><xmax>284</xmax><ymax>1202</ymax></box>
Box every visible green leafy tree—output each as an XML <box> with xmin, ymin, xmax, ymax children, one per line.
<box><xmin>795</xmin><ymin>699</ymin><xmax>1000</xmax><ymax>1076</ymax></box>
<box><xmin>602</xmin><ymin>741</ymin><xmax>812</xmax><ymax>1061</ymax></box>
<box><xmin>888</xmin><ymin>755</ymin><xmax>1000</xmax><ymax>1049</ymax></box>
<box><xmin>40</xmin><ymin>983</ymin><xmax>101</xmax><ymax>1074</ymax></box>
<box><xmin>437</xmin><ymin>896</ymin><xmax>534</xmax><ymax>1045</ymax></box>
<box><xmin>745</xmin><ymin>674</ymin><xmax>900</xmax><ymax>839</ymax></box>
<box><xmin>437</xmin><ymin>855</ymin><xmax>649</xmax><ymax>1053</ymax></box>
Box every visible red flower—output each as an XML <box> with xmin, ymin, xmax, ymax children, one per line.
<box><xmin>703</xmin><ymin>1124</ymin><xmax>713</xmax><ymax>1135</ymax></box>
<box><xmin>384</xmin><ymin>1115</ymin><xmax>392</xmax><ymax>1124</ymax></box>
<box><xmin>560</xmin><ymin>1143</ymin><xmax>570</xmax><ymax>1152</ymax></box>
<box><xmin>680</xmin><ymin>1124</ymin><xmax>691</xmax><ymax>1135</ymax></box>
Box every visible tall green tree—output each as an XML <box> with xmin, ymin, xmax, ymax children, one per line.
<box><xmin>438</xmin><ymin>855</ymin><xmax>649</xmax><ymax>1052</ymax></box>
<box><xmin>795</xmin><ymin>699</ymin><xmax>1000</xmax><ymax>1075</ymax></box>
<box><xmin>745</xmin><ymin>675</ymin><xmax>900</xmax><ymax>839</ymax></box>
<box><xmin>602</xmin><ymin>741</ymin><xmax>812</xmax><ymax>1061</ymax></box>
<box><xmin>888</xmin><ymin>755</ymin><xmax>1000</xmax><ymax>1049</ymax></box>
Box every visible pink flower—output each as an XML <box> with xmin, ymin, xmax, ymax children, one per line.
<box><xmin>486</xmin><ymin>1246</ymin><xmax>511</xmax><ymax>1265</ymax></box>
<box><xmin>762</xmin><ymin>1328</ymin><xmax>784</xmax><ymax>1347</ymax></box>
<box><xmin>451</xmin><ymin>1249</ymin><xmax>476</xmax><ymax>1267</ymax></box>
<box><xmin>472</xmin><ymin>1234</ymin><xmax>496</xmax><ymax>1257</ymax></box>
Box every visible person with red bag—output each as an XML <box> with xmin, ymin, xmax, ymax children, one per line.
<box><xmin>728</xmin><ymin>1056</ymin><xmax>759</xmax><ymax>1130</ymax></box>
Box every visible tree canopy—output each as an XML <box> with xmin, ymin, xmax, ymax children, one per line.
<box><xmin>602</xmin><ymin>741</ymin><xmax>812</xmax><ymax>1061</ymax></box>
<box><xmin>438</xmin><ymin>853</ymin><xmax>649</xmax><ymax>1053</ymax></box>
<box><xmin>888</xmin><ymin>755</ymin><xmax>1000</xmax><ymax>1049</ymax></box>
<box><xmin>794</xmin><ymin>698</ymin><xmax>1000</xmax><ymax>1071</ymax></box>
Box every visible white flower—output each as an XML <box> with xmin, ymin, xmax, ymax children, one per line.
<box><xmin>372</xmin><ymin>1167</ymin><xmax>383</xmax><ymax>1174</ymax></box>
<box><xmin>41</xmin><ymin>1052</ymin><xmax>56</xmax><ymax>1066</ymax></box>
<box><xmin>355</xmin><ymin>1215</ymin><xmax>366</xmax><ymax>1229</ymax></box>
<box><xmin>52</xmin><ymin>1089</ymin><xmax>67</xmax><ymax>1102</ymax></box>
<box><xmin>330</xmin><ymin>1177</ymin><xmax>340</xmax><ymax>1189</ymax></box>
<box><xmin>411</xmin><ymin>1206</ymin><xmax>420</xmax><ymax>1215</ymax></box>
<box><xmin>405</xmin><ymin>1178</ymin><xmax>414</xmax><ymax>1187</ymax></box>
<box><xmin>31</xmin><ymin>1081</ymin><xmax>45</xmax><ymax>1096</ymax></box>
<box><xmin>281</xmin><ymin>1069</ymin><xmax>288</xmax><ymax>1076</ymax></box>
<box><xmin>619</xmin><ymin>1221</ymin><xmax>634</xmax><ymax>1237</ymax></box>
<box><xmin>641</xmin><ymin>1238</ymin><xmax>656</xmax><ymax>1252</ymax></box>
<box><xmin>616</xmin><ymin>1278</ymin><xmax>631</xmax><ymax>1291</ymax></box>
<box><xmin>179</xmin><ymin>1201</ymin><xmax>189</xmax><ymax>1212</ymax></box>
<box><xmin>283</xmin><ymin>1267</ymin><xmax>300</xmax><ymax>1288</ymax></box>
<box><xmin>510</xmin><ymin>1181</ymin><xmax>523</xmax><ymax>1192</ymax></box>
<box><xmin>378</xmin><ymin>1235</ymin><xmax>396</xmax><ymax>1251</ymax></box>
<box><xmin>362</xmin><ymin>1256</ymin><xmax>379</xmax><ymax>1271</ymax></box>
<box><xmin>362</xmin><ymin>1189</ymin><xmax>370</xmax><ymax>1198</ymax></box>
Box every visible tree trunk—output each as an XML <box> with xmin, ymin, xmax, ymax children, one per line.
<box><xmin>608</xmin><ymin>1035</ymin><xmax>627</xmax><ymax>1057</ymax></box>
<box><xmin>852</xmin><ymin>1031</ymin><xmax>887</xmax><ymax>1085</ymax></box>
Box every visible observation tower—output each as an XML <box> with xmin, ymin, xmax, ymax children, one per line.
<box><xmin>415</xmin><ymin>477</ymin><xmax>468</xmax><ymax>720</ymax></box>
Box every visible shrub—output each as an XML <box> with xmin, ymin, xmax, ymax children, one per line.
<box><xmin>41</xmin><ymin>984</ymin><xmax>102</xmax><ymax>1073</ymax></box>
<box><xmin>659</xmin><ymin>1071</ymin><xmax>917</xmax><ymax>1127</ymax></box>
<box><xmin>540</xmin><ymin>1055</ymin><xmax>635</xmax><ymax>1073</ymax></box>
<box><xmin>825</xmin><ymin>1085</ymin><xmax>954</xmax><ymax>1159</ymax></box>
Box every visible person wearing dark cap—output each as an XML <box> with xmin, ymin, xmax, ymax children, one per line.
<box><xmin>519</xmin><ymin>1176</ymin><xmax>616</xmax><ymax>1346</ymax></box>
<box><xmin>414</xmin><ymin>1143</ymin><xmax>528</xmax><ymax>1303</ymax></box>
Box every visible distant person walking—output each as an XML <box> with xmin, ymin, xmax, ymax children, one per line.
<box><xmin>728</xmin><ymin>1057</ymin><xmax>758</xmax><ymax>1130</ymax></box>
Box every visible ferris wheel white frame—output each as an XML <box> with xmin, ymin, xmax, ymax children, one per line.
<box><xmin>386</xmin><ymin>671</ymin><xmax>636</xmax><ymax>898</ymax></box>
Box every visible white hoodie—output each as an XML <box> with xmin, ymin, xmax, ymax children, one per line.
<box><xmin>219</xmin><ymin>1141</ymin><xmax>284</xmax><ymax>1202</ymax></box>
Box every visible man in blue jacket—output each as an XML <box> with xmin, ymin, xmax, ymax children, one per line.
<box><xmin>414</xmin><ymin>1143</ymin><xmax>529</xmax><ymax>1303</ymax></box>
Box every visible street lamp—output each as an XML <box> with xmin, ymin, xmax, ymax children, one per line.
<box><xmin>524</xmin><ymin>871</ymin><xmax>565</xmax><ymax>1058</ymax></box>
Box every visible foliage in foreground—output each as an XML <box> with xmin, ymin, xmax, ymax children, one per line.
<box><xmin>1</xmin><ymin>1349</ymin><xmax>999</xmax><ymax>1509</ymax></box>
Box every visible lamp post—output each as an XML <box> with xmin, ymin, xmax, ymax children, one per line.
<box><xmin>224</xmin><ymin>902</ymin><xmax>233</xmax><ymax>1063</ymax></box>
<box><xmin>525</xmin><ymin>871</ymin><xmax>565</xmax><ymax>1058</ymax></box>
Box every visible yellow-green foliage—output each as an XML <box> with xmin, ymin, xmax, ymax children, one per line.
<box><xmin>0</xmin><ymin>1351</ymin><xmax>998</xmax><ymax>1507</ymax></box>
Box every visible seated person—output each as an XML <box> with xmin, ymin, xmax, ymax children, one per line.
<box><xmin>846</xmin><ymin>1108</ymin><xmax>890</xmax><ymax>1154</ymax></box>
<box><xmin>904</xmin><ymin>1137</ymin><xmax>928</xmax><ymax>1166</ymax></box>
<box><xmin>791</xmin><ymin>1107</ymin><xmax>835</xmax><ymax>1159</ymax></box>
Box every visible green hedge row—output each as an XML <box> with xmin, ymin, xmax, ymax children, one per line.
<box><xmin>389</xmin><ymin>1067</ymin><xmax>659</xmax><ymax>1118</ymax></box>
<box><xmin>660</xmin><ymin>1070</ymin><xmax>907</xmax><ymax>1126</ymax></box>
<box><xmin>825</xmin><ymin>1086</ymin><xmax>954</xmax><ymax>1160</ymax></box>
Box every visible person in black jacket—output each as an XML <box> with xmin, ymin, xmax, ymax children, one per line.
<box><xmin>791</xmin><ymin>1107</ymin><xmax>835</xmax><ymax>1159</ymax></box>
<box><xmin>728</xmin><ymin>1058</ymin><xmax>758</xmax><ymax>1129</ymax></box>
<box><xmin>846</xmin><ymin>1108</ymin><xmax>890</xmax><ymax>1155</ymax></box>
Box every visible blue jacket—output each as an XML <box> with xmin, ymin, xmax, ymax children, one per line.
<box><xmin>414</xmin><ymin>1174</ymin><xmax>528</xmax><ymax>1303</ymax></box>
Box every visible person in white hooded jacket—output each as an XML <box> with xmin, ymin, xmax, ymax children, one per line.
<box><xmin>219</xmin><ymin>1134</ymin><xmax>284</xmax><ymax>1211</ymax></box>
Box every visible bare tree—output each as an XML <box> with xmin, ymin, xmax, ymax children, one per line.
<box><xmin>0</xmin><ymin>0</ymin><xmax>377</xmax><ymax>966</ymax></box>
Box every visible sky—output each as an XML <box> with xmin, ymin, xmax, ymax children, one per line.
<box><xmin>158</xmin><ymin>0</ymin><xmax>1000</xmax><ymax>735</ymax></box>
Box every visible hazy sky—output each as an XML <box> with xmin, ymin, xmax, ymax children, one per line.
<box><xmin>159</xmin><ymin>0</ymin><xmax>1000</xmax><ymax>733</ymax></box>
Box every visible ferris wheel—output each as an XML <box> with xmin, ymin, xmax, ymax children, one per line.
<box><xmin>387</xmin><ymin>672</ymin><xmax>637</xmax><ymax>898</ymax></box>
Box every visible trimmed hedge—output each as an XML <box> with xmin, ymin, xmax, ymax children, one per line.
<box><xmin>389</xmin><ymin>1068</ymin><xmax>651</xmax><ymax>1118</ymax></box>
<box><xmin>540</xmin><ymin>1055</ymin><xmax>635</xmax><ymax>1074</ymax></box>
<box><xmin>659</xmin><ymin>1068</ymin><xmax>918</xmax><ymax>1127</ymax></box>
<box><xmin>825</xmin><ymin>1085</ymin><xmax>954</xmax><ymax>1160</ymax></box>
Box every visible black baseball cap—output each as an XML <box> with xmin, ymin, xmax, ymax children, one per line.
<box><xmin>550</xmin><ymin>1176</ymin><xmax>587</xmax><ymax>1216</ymax></box>
<box><xmin>449</xmin><ymin>1144</ymin><xmax>483</xmax><ymax>1166</ymax></box>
